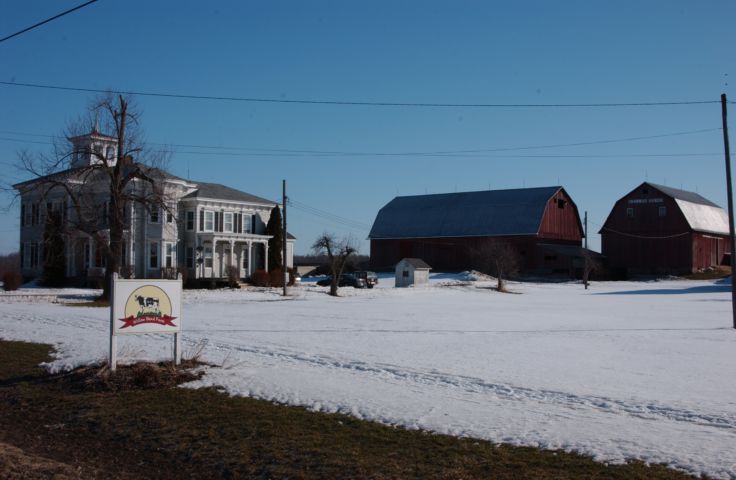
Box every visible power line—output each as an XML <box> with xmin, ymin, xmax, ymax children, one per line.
<box><xmin>287</xmin><ymin>199</ymin><xmax>371</xmax><ymax>231</ymax></box>
<box><xmin>0</xmin><ymin>81</ymin><xmax>730</xmax><ymax>108</ymax></box>
<box><xmin>0</xmin><ymin>127</ymin><xmax>725</xmax><ymax>159</ymax></box>
<box><xmin>0</xmin><ymin>137</ymin><xmax>720</xmax><ymax>159</ymax></box>
<box><xmin>589</xmin><ymin>220</ymin><xmax>691</xmax><ymax>239</ymax></box>
<box><xmin>0</xmin><ymin>1</ymin><xmax>99</xmax><ymax>44</ymax></box>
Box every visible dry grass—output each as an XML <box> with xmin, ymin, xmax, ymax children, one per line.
<box><xmin>682</xmin><ymin>266</ymin><xmax>731</xmax><ymax>280</ymax></box>
<box><xmin>0</xmin><ymin>340</ymin><xmax>703</xmax><ymax>480</ymax></box>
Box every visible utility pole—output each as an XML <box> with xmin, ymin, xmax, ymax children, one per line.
<box><xmin>584</xmin><ymin>211</ymin><xmax>588</xmax><ymax>250</ymax></box>
<box><xmin>721</xmin><ymin>94</ymin><xmax>736</xmax><ymax>329</ymax></box>
<box><xmin>282</xmin><ymin>179</ymin><xmax>288</xmax><ymax>297</ymax></box>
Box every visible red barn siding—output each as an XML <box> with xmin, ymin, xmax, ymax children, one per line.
<box><xmin>692</xmin><ymin>233</ymin><xmax>731</xmax><ymax>271</ymax></box>
<box><xmin>370</xmin><ymin>187</ymin><xmax>584</xmax><ymax>274</ymax></box>
<box><xmin>538</xmin><ymin>190</ymin><xmax>584</xmax><ymax>242</ymax></box>
<box><xmin>601</xmin><ymin>184</ymin><xmax>730</xmax><ymax>275</ymax></box>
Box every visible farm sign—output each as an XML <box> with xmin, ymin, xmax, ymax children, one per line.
<box><xmin>117</xmin><ymin>284</ymin><xmax>179</xmax><ymax>332</ymax></box>
<box><xmin>109</xmin><ymin>273</ymin><xmax>182</xmax><ymax>370</ymax></box>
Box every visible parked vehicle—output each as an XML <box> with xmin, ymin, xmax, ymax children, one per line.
<box><xmin>316</xmin><ymin>273</ymin><xmax>367</xmax><ymax>288</ymax></box>
<box><xmin>352</xmin><ymin>271</ymin><xmax>378</xmax><ymax>288</ymax></box>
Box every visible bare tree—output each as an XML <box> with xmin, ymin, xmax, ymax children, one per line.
<box><xmin>470</xmin><ymin>239</ymin><xmax>520</xmax><ymax>292</ymax></box>
<box><xmin>311</xmin><ymin>233</ymin><xmax>357</xmax><ymax>296</ymax></box>
<box><xmin>13</xmin><ymin>94</ymin><xmax>171</xmax><ymax>300</ymax></box>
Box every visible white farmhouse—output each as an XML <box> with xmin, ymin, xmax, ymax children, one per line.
<box><xmin>14</xmin><ymin>129</ymin><xmax>294</xmax><ymax>284</ymax></box>
<box><xmin>395</xmin><ymin>258</ymin><xmax>431</xmax><ymax>288</ymax></box>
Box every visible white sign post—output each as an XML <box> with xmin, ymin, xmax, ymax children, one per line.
<box><xmin>109</xmin><ymin>273</ymin><xmax>183</xmax><ymax>371</ymax></box>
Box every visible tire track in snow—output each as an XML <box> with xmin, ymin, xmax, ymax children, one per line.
<box><xmin>206</xmin><ymin>337</ymin><xmax>736</xmax><ymax>432</ymax></box>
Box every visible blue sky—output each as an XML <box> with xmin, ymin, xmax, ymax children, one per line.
<box><xmin>1</xmin><ymin>1</ymin><xmax>734</xmax><ymax>255</ymax></box>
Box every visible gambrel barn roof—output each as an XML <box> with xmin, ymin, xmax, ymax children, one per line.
<box><xmin>602</xmin><ymin>182</ymin><xmax>730</xmax><ymax>236</ymax></box>
<box><xmin>369</xmin><ymin>186</ymin><xmax>580</xmax><ymax>239</ymax></box>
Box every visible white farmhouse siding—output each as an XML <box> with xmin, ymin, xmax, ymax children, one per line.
<box><xmin>14</xmin><ymin>130</ymin><xmax>295</xmax><ymax>284</ymax></box>
<box><xmin>395</xmin><ymin>258</ymin><xmax>431</xmax><ymax>287</ymax></box>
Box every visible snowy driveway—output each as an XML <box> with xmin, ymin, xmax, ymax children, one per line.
<box><xmin>1</xmin><ymin>277</ymin><xmax>735</xmax><ymax>478</ymax></box>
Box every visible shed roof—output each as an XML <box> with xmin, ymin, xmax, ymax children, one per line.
<box><xmin>398</xmin><ymin>258</ymin><xmax>431</xmax><ymax>269</ymax></box>
<box><xmin>369</xmin><ymin>186</ymin><xmax>566</xmax><ymax>239</ymax></box>
<box><xmin>183</xmin><ymin>182</ymin><xmax>276</xmax><ymax>205</ymax></box>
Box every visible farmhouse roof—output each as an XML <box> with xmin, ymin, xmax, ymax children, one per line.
<box><xmin>399</xmin><ymin>258</ymin><xmax>431</xmax><ymax>269</ymax></box>
<box><xmin>13</xmin><ymin>163</ymin><xmax>185</xmax><ymax>190</ymax></box>
<box><xmin>184</xmin><ymin>182</ymin><xmax>276</xmax><ymax>205</ymax></box>
<box><xmin>369</xmin><ymin>186</ymin><xmax>569</xmax><ymax>239</ymax></box>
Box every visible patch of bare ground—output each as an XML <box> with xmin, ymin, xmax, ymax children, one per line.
<box><xmin>0</xmin><ymin>340</ymin><xmax>705</xmax><ymax>479</ymax></box>
<box><xmin>0</xmin><ymin>442</ymin><xmax>81</xmax><ymax>480</ymax></box>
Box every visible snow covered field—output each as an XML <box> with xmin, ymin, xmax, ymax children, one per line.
<box><xmin>1</xmin><ymin>275</ymin><xmax>735</xmax><ymax>478</ymax></box>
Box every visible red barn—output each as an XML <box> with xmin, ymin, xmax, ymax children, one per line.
<box><xmin>600</xmin><ymin>182</ymin><xmax>731</xmax><ymax>276</ymax></box>
<box><xmin>369</xmin><ymin>186</ymin><xmax>585</xmax><ymax>274</ymax></box>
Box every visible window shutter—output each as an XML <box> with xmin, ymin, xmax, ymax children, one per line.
<box><xmin>20</xmin><ymin>205</ymin><xmax>25</xmax><ymax>227</ymax></box>
<box><xmin>199</xmin><ymin>210</ymin><xmax>204</xmax><ymax>231</ymax></box>
<box><xmin>214</xmin><ymin>212</ymin><xmax>220</xmax><ymax>232</ymax></box>
<box><xmin>251</xmin><ymin>215</ymin><xmax>256</xmax><ymax>233</ymax></box>
<box><xmin>219</xmin><ymin>210</ymin><xmax>224</xmax><ymax>232</ymax></box>
<box><xmin>239</xmin><ymin>213</ymin><xmax>243</xmax><ymax>233</ymax></box>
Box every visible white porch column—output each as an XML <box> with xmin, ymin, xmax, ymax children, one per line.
<box><xmin>264</xmin><ymin>242</ymin><xmax>269</xmax><ymax>272</ymax></box>
<box><xmin>247</xmin><ymin>241</ymin><xmax>252</xmax><ymax>277</ymax></box>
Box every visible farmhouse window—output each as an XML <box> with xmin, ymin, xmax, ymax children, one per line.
<box><xmin>186</xmin><ymin>211</ymin><xmax>195</xmax><ymax>231</ymax></box>
<box><xmin>204</xmin><ymin>247</ymin><xmax>213</xmax><ymax>268</ymax></box>
<box><xmin>241</xmin><ymin>214</ymin><xmax>252</xmax><ymax>233</ymax></box>
<box><xmin>31</xmin><ymin>203</ymin><xmax>39</xmax><ymax>225</ymax></box>
<box><xmin>224</xmin><ymin>212</ymin><xmax>234</xmax><ymax>233</ymax></box>
<box><xmin>402</xmin><ymin>270</ymin><xmax>409</xmax><ymax>278</ymax></box>
<box><xmin>165</xmin><ymin>243</ymin><xmax>175</xmax><ymax>268</ymax></box>
<box><xmin>659</xmin><ymin>206</ymin><xmax>667</xmax><ymax>217</ymax></box>
<box><xmin>149</xmin><ymin>242</ymin><xmax>159</xmax><ymax>269</ymax></box>
<box><xmin>626</xmin><ymin>207</ymin><xmax>634</xmax><ymax>218</ymax></box>
<box><xmin>186</xmin><ymin>247</ymin><xmax>194</xmax><ymax>268</ymax></box>
<box><xmin>557</xmin><ymin>198</ymin><xmax>565</xmax><ymax>209</ymax></box>
<box><xmin>149</xmin><ymin>208</ymin><xmax>160</xmax><ymax>223</ymax></box>
<box><xmin>30</xmin><ymin>242</ymin><xmax>39</xmax><ymax>268</ymax></box>
<box><xmin>204</xmin><ymin>211</ymin><xmax>214</xmax><ymax>232</ymax></box>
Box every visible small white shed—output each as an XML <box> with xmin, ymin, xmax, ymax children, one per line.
<box><xmin>395</xmin><ymin>258</ymin><xmax>431</xmax><ymax>288</ymax></box>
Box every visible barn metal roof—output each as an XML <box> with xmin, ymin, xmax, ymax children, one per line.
<box><xmin>369</xmin><ymin>186</ymin><xmax>564</xmax><ymax>239</ymax></box>
<box><xmin>646</xmin><ymin>183</ymin><xmax>720</xmax><ymax>208</ymax></box>
<box><xmin>647</xmin><ymin>183</ymin><xmax>730</xmax><ymax>235</ymax></box>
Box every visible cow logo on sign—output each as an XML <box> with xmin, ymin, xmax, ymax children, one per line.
<box><xmin>118</xmin><ymin>285</ymin><xmax>177</xmax><ymax>330</ymax></box>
